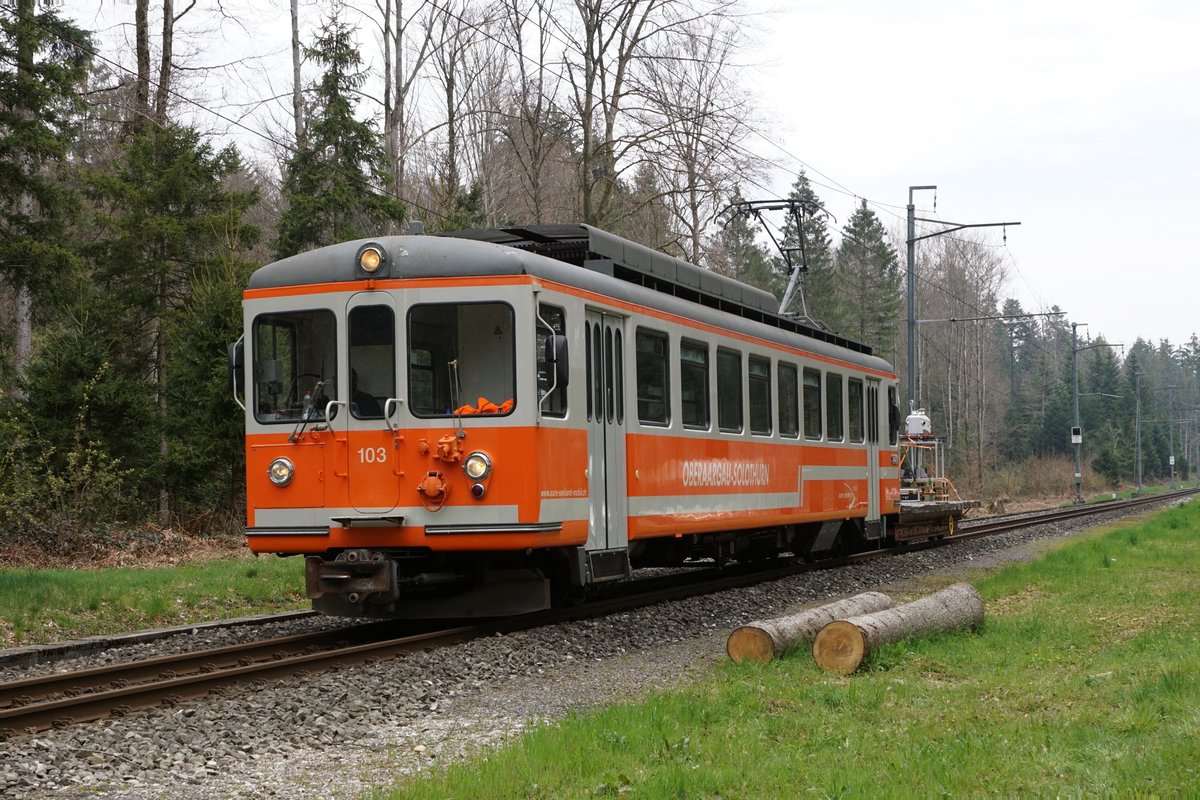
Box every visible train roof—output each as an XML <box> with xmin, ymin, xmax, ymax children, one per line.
<box><xmin>248</xmin><ymin>224</ymin><xmax>890</xmax><ymax>370</ymax></box>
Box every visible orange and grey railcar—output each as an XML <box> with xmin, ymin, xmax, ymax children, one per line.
<box><xmin>233</xmin><ymin>224</ymin><xmax>907</xmax><ymax>618</ymax></box>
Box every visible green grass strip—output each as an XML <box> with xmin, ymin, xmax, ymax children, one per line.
<box><xmin>0</xmin><ymin>556</ymin><xmax>306</xmax><ymax>645</ymax></box>
<box><xmin>386</xmin><ymin>502</ymin><xmax>1200</xmax><ymax>798</ymax></box>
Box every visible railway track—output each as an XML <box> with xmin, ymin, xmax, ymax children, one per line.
<box><xmin>2</xmin><ymin>488</ymin><xmax>1193</xmax><ymax>736</ymax></box>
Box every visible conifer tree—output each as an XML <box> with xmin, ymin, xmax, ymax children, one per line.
<box><xmin>78</xmin><ymin>123</ymin><xmax>257</xmax><ymax>520</ymax></box>
<box><xmin>0</xmin><ymin>0</ymin><xmax>91</xmax><ymax>392</ymax></box>
<box><xmin>275</xmin><ymin>13</ymin><xmax>405</xmax><ymax>258</ymax></box>
<box><xmin>834</xmin><ymin>199</ymin><xmax>902</xmax><ymax>357</ymax></box>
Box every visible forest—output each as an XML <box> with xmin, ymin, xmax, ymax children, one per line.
<box><xmin>1</xmin><ymin>0</ymin><xmax>1197</xmax><ymax>546</ymax></box>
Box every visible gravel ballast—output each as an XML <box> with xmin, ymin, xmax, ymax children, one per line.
<box><xmin>0</xmin><ymin>501</ymin><xmax>1185</xmax><ymax>799</ymax></box>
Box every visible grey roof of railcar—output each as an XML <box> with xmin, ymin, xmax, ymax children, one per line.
<box><xmin>247</xmin><ymin>224</ymin><xmax>893</xmax><ymax>374</ymax></box>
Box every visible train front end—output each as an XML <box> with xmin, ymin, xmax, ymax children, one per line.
<box><xmin>233</xmin><ymin>236</ymin><xmax>585</xmax><ymax>618</ymax></box>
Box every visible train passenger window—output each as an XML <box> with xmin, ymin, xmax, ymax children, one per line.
<box><xmin>717</xmin><ymin>348</ymin><xmax>742</xmax><ymax>433</ymax></box>
<box><xmin>635</xmin><ymin>329</ymin><xmax>669</xmax><ymax>425</ymax></box>
<box><xmin>867</xmin><ymin>383</ymin><xmax>880</xmax><ymax>444</ymax></box>
<box><xmin>251</xmin><ymin>309</ymin><xmax>337</xmax><ymax>424</ymax></box>
<box><xmin>803</xmin><ymin>368</ymin><xmax>822</xmax><ymax>439</ymax></box>
<box><xmin>778</xmin><ymin>363</ymin><xmax>799</xmax><ymax>438</ymax></box>
<box><xmin>605</xmin><ymin>329</ymin><xmax>615</xmax><ymax>423</ymax></box>
<box><xmin>615</xmin><ymin>329</ymin><xmax>624</xmax><ymax>424</ymax></box>
<box><xmin>407</xmin><ymin>302</ymin><xmax>515</xmax><ymax>417</ymax></box>
<box><xmin>536</xmin><ymin>304</ymin><xmax>567</xmax><ymax>418</ymax></box>
<box><xmin>848</xmin><ymin>378</ymin><xmax>864</xmax><ymax>443</ymax></box>
<box><xmin>749</xmin><ymin>356</ymin><xmax>772</xmax><ymax>436</ymax></box>
<box><xmin>348</xmin><ymin>304</ymin><xmax>394</xmax><ymax>419</ymax></box>
<box><xmin>827</xmin><ymin>372</ymin><xmax>844</xmax><ymax>441</ymax></box>
<box><xmin>680</xmin><ymin>340</ymin><xmax>709</xmax><ymax>429</ymax></box>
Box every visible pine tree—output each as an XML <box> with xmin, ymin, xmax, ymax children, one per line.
<box><xmin>78</xmin><ymin>123</ymin><xmax>258</xmax><ymax>521</ymax></box>
<box><xmin>0</xmin><ymin>0</ymin><xmax>91</xmax><ymax>392</ymax></box>
<box><xmin>275</xmin><ymin>13</ymin><xmax>405</xmax><ymax>258</ymax></box>
<box><xmin>834</xmin><ymin>199</ymin><xmax>902</xmax><ymax>358</ymax></box>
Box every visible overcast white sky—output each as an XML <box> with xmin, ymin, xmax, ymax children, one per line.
<box><xmin>748</xmin><ymin>0</ymin><xmax>1200</xmax><ymax>349</ymax></box>
<box><xmin>65</xmin><ymin>0</ymin><xmax>1200</xmax><ymax>348</ymax></box>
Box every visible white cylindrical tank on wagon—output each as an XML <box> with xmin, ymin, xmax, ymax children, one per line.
<box><xmin>905</xmin><ymin>409</ymin><xmax>932</xmax><ymax>437</ymax></box>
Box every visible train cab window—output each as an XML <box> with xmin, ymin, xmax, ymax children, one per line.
<box><xmin>635</xmin><ymin>328</ymin><xmax>668</xmax><ymax>425</ymax></box>
<box><xmin>408</xmin><ymin>302</ymin><xmax>515</xmax><ymax>417</ymax></box>
<box><xmin>680</xmin><ymin>340</ymin><xmax>709</xmax><ymax>429</ymax></box>
<box><xmin>252</xmin><ymin>309</ymin><xmax>337</xmax><ymax>424</ymax></box>
<box><xmin>536</xmin><ymin>304</ymin><xmax>567</xmax><ymax>418</ymax></box>
<box><xmin>778</xmin><ymin>362</ymin><xmax>799</xmax><ymax>438</ymax></box>
<box><xmin>848</xmin><ymin>378</ymin><xmax>864</xmax><ymax>443</ymax></box>
<box><xmin>803</xmin><ymin>368</ymin><xmax>822</xmax><ymax>439</ymax></box>
<box><xmin>717</xmin><ymin>348</ymin><xmax>743</xmax><ymax>433</ymax></box>
<box><xmin>749</xmin><ymin>356</ymin><xmax>772</xmax><ymax>436</ymax></box>
<box><xmin>827</xmin><ymin>372</ymin><xmax>844</xmax><ymax>442</ymax></box>
<box><xmin>348</xmin><ymin>304</ymin><xmax>394</xmax><ymax>419</ymax></box>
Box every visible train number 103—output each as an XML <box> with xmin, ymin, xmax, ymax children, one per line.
<box><xmin>357</xmin><ymin>447</ymin><xmax>388</xmax><ymax>464</ymax></box>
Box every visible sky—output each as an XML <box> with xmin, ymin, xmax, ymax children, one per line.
<box><xmin>747</xmin><ymin>0</ymin><xmax>1200</xmax><ymax>349</ymax></box>
<box><xmin>59</xmin><ymin>0</ymin><xmax>1200</xmax><ymax>350</ymax></box>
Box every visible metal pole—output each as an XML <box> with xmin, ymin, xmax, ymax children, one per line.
<box><xmin>1135</xmin><ymin>372</ymin><xmax>1142</xmax><ymax>494</ymax></box>
<box><xmin>1072</xmin><ymin>322</ymin><xmax>1083</xmax><ymax>504</ymax></box>
<box><xmin>1168</xmin><ymin>385</ymin><xmax>1176</xmax><ymax>489</ymax></box>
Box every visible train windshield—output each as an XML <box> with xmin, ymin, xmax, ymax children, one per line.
<box><xmin>408</xmin><ymin>302</ymin><xmax>516</xmax><ymax>417</ymax></box>
<box><xmin>252</xmin><ymin>309</ymin><xmax>338</xmax><ymax>423</ymax></box>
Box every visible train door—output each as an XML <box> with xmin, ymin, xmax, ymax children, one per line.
<box><xmin>344</xmin><ymin>292</ymin><xmax>400</xmax><ymax>512</ymax></box>
<box><xmin>584</xmin><ymin>310</ymin><xmax>629</xmax><ymax>561</ymax></box>
<box><xmin>866</xmin><ymin>380</ymin><xmax>882</xmax><ymax>526</ymax></box>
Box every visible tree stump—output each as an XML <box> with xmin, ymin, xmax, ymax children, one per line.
<box><xmin>811</xmin><ymin>582</ymin><xmax>984</xmax><ymax>674</ymax></box>
<box><xmin>726</xmin><ymin>591</ymin><xmax>895</xmax><ymax>664</ymax></box>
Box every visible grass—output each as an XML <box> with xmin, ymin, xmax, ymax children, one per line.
<box><xmin>383</xmin><ymin>501</ymin><xmax>1200</xmax><ymax>798</ymax></box>
<box><xmin>0</xmin><ymin>555</ymin><xmax>307</xmax><ymax>646</ymax></box>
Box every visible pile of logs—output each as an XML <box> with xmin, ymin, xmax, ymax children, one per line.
<box><xmin>726</xmin><ymin>582</ymin><xmax>984</xmax><ymax>674</ymax></box>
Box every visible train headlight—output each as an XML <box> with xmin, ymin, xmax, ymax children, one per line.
<box><xmin>463</xmin><ymin>452</ymin><xmax>492</xmax><ymax>480</ymax></box>
<box><xmin>356</xmin><ymin>243</ymin><xmax>387</xmax><ymax>275</ymax></box>
<box><xmin>268</xmin><ymin>457</ymin><xmax>295</xmax><ymax>487</ymax></box>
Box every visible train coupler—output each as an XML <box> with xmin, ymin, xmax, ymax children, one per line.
<box><xmin>305</xmin><ymin>551</ymin><xmax>399</xmax><ymax>604</ymax></box>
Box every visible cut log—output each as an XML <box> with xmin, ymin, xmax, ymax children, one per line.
<box><xmin>726</xmin><ymin>591</ymin><xmax>895</xmax><ymax>664</ymax></box>
<box><xmin>811</xmin><ymin>582</ymin><xmax>984</xmax><ymax>674</ymax></box>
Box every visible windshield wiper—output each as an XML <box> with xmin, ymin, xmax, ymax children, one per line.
<box><xmin>289</xmin><ymin>379</ymin><xmax>327</xmax><ymax>443</ymax></box>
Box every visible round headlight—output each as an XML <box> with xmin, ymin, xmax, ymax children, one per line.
<box><xmin>357</xmin><ymin>244</ymin><xmax>385</xmax><ymax>274</ymax></box>
<box><xmin>268</xmin><ymin>457</ymin><xmax>295</xmax><ymax>487</ymax></box>
<box><xmin>463</xmin><ymin>452</ymin><xmax>492</xmax><ymax>480</ymax></box>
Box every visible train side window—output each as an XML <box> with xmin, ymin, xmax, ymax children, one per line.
<box><xmin>848</xmin><ymin>378</ymin><xmax>864</xmax><ymax>443</ymax></box>
<box><xmin>749</xmin><ymin>356</ymin><xmax>772</xmax><ymax>436</ymax></box>
<box><xmin>867</xmin><ymin>383</ymin><xmax>880</xmax><ymax>444</ymax></box>
<box><xmin>680</xmin><ymin>339</ymin><xmax>709</xmax><ymax>429</ymax></box>
<box><xmin>827</xmin><ymin>372</ymin><xmax>844</xmax><ymax>441</ymax></box>
<box><xmin>803</xmin><ymin>368</ymin><xmax>822</xmax><ymax>439</ymax></box>
<box><xmin>592</xmin><ymin>322</ymin><xmax>603</xmax><ymax>422</ymax></box>
<box><xmin>536</xmin><ymin>304</ymin><xmax>567</xmax><ymax>418</ymax></box>
<box><xmin>635</xmin><ymin>328</ymin><xmax>669</xmax><ymax>426</ymax></box>
<box><xmin>717</xmin><ymin>348</ymin><xmax>743</xmax><ymax>433</ymax></box>
<box><xmin>348</xmin><ymin>304</ymin><xmax>394</xmax><ymax>419</ymax></box>
<box><xmin>615</xmin><ymin>328</ymin><xmax>624</xmax><ymax>424</ymax></box>
<box><xmin>778</xmin><ymin>362</ymin><xmax>799</xmax><ymax>438</ymax></box>
<box><xmin>888</xmin><ymin>385</ymin><xmax>900</xmax><ymax>444</ymax></box>
<box><xmin>408</xmin><ymin>302</ymin><xmax>515</xmax><ymax>417</ymax></box>
<box><xmin>252</xmin><ymin>309</ymin><xmax>338</xmax><ymax>424</ymax></box>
